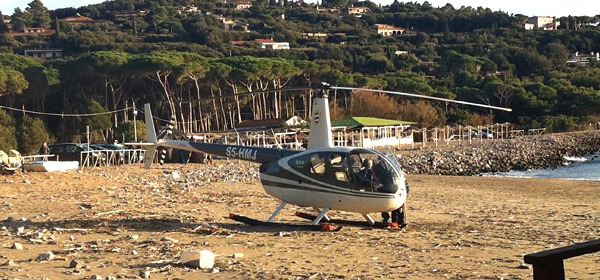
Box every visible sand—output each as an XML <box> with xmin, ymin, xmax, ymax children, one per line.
<box><xmin>0</xmin><ymin>163</ymin><xmax>599</xmax><ymax>279</ymax></box>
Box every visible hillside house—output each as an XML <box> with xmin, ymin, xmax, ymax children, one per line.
<box><xmin>255</xmin><ymin>39</ymin><xmax>290</xmax><ymax>50</ymax></box>
<box><xmin>301</xmin><ymin>32</ymin><xmax>328</xmax><ymax>38</ymax></box>
<box><xmin>524</xmin><ymin>16</ymin><xmax>560</xmax><ymax>30</ymax></box>
<box><xmin>344</xmin><ymin>6</ymin><xmax>371</xmax><ymax>17</ymax></box>
<box><xmin>216</xmin><ymin>15</ymin><xmax>249</xmax><ymax>32</ymax></box>
<box><xmin>232</xmin><ymin>0</ymin><xmax>252</xmax><ymax>9</ymax></box>
<box><xmin>523</xmin><ymin>22</ymin><xmax>535</xmax><ymax>30</ymax></box>
<box><xmin>567</xmin><ymin>52</ymin><xmax>600</xmax><ymax>65</ymax></box>
<box><xmin>177</xmin><ymin>5</ymin><xmax>199</xmax><ymax>14</ymax></box>
<box><xmin>63</xmin><ymin>14</ymin><xmax>94</xmax><ymax>23</ymax></box>
<box><xmin>374</xmin><ymin>24</ymin><xmax>405</xmax><ymax>36</ymax></box>
<box><xmin>24</xmin><ymin>49</ymin><xmax>63</xmax><ymax>59</ymax></box>
<box><xmin>113</xmin><ymin>10</ymin><xmax>148</xmax><ymax>18</ymax></box>
<box><xmin>23</xmin><ymin>27</ymin><xmax>48</xmax><ymax>33</ymax></box>
<box><xmin>9</xmin><ymin>27</ymin><xmax>53</xmax><ymax>37</ymax></box>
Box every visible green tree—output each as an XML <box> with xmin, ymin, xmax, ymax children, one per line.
<box><xmin>540</xmin><ymin>42</ymin><xmax>569</xmax><ymax>69</ymax></box>
<box><xmin>10</xmin><ymin>8</ymin><xmax>28</xmax><ymax>32</ymax></box>
<box><xmin>25</xmin><ymin>0</ymin><xmax>51</xmax><ymax>28</ymax></box>
<box><xmin>85</xmin><ymin>100</ymin><xmax>112</xmax><ymax>143</ymax></box>
<box><xmin>0</xmin><ymin>12</ymin><xmax>9</xmax><ymax>33</ymax></box>
<box><xmin>0</xmin><ymin>67</ymin><xmax>29</xmax><ymax>108</ymax></box>
<box><xmin>115</xmin><ymin>120</ymin><xmax>146</xmax><ymax>143</ymax></box>
<box><xmin>17</xmin><ymin>115</ymin><xmax>49</xmax><ymax>155</ymax></box>
<box><xmin>510</xmin><ymin>49</ymin><xmax>552</xmax><ymax>77</ymax></box>
<box><xmin>0</xmin><ymin>110</ymin><xmax>17</xmax><ymax>152</ymax></box>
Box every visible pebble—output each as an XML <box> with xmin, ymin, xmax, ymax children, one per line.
<box><xmin>11</xmin><ymin>242</ymin><xmax>23</xmax><ymax>250</ymax></box>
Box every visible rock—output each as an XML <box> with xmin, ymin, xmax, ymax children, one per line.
<box><xmin>233</xmin><ymin>253</ymin><xmax>244</xmax><ymax>259</ymax></box>
<box><xmin>69</xmin><ymin>259</ymin><xmax>80</xmax><ymax>269</ymax></box>
<box><xmin>180</xmin><ymin>250</ymin><xmax>215</xmax><ymax>269</ymax></box>
<box><xmin>2</xmin><ymin>260</ymin><xmax>14</xmax><ymax>266</ymax></box>
<box><xmin>127</xmin><ymin>234</ymin><xmax>139</xmax><ymax>240</ymax></box>
<box><xmin>210</xmin><ymin>267</ymin><xmax>219</xmax><ymax>273</ymax></box>
<box><xmin>139</xmin><ymin>271</ymin><xmax>150</xmax><ymax>279</ymax></box>
<box><xmin>160</xmin><ymin>237</ymin><xmax>179</xmax><ymax>243</ymax></box>
<box><xmin>517</xmin><ymin>263</ymin><xmax>530</xmax><ymax>269</ymax></box>
<box><xmin>36</xmin><ymin>251</ymin><xmax>55</xmax><ymax>261</ymax></box>
<box><xmin>89</xmin><ymin>274</ymin><xmax>102</xmax><ymax>279</ymax></box>
<box><xmin>12</xmin><ymin>242</ymin><xmax>23</xmax><ymax>250</ymax></box>
<box><xmin>5</xmin><ymin>216</ymin><xmax>14</xmax><ymax>223</ymax></box>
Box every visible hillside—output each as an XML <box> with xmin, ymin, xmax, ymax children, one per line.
<box><xmin>1</xmin><ymin>0</ymin><xmax>600</xmax><ymax>153</ymax></box>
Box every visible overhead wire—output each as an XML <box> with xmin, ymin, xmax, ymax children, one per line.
<box><xmin>0</xmin><ymin>104</ymin><xmax>197</xmax><ymax>126</ymax></box>
<box><xmin>0</xmin><ymin>104</ymin><xmax>130</xmax><ymax>117</ymax></box>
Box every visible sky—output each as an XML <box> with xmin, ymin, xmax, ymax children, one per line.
<box><xmin>1</xmin><ymin>0</ymin><xmax>598</xmax><ymax>17</ymax></box>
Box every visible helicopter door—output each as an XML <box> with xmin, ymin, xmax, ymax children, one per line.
<box><xmin>306</xmin><ymin>152</ymin><xmax>351</xmax><ymax>186</ymax></box>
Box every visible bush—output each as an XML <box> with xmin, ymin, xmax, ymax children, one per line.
<box><xmin>17</xmin><ymin>115</ymin><xmax>50</xmax><ymax>155</ymax></box>
<box><xmin>0</xmin><ymin>110</ymin><xmax>17</xmax><ymax>152</ymax></box>
<box><xmin>115</xmin><ymin>120</ymin><xmax>146</xmax><ymax>143</ymax></box>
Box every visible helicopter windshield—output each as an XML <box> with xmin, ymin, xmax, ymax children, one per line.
<box><xmin>347</xmin><ymin>149</ymin><xmax>403</xmax><ymax>194</ymax></box>
<box><xmin>286</xmin><ymin>149</ymin><xmax>403</xmax><ymax>194</ymax></box>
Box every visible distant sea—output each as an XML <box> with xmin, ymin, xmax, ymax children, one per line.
<box><xmin>485</xmin><ymin>151</ymin><xmax>600</xmax><ymax>182</ymax></box>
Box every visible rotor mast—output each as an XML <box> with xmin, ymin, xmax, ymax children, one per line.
<box><xmin>307</xmin><ymin>83</ymin><xmax>334</xmax><ymax>149</ymax></box>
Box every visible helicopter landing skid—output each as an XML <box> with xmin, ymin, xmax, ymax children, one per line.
<box><xmin>295</xmin><ymin>212</ymin><xmax>390</xmax><ymax>228</ymax></box>
<box><xmin>228</xmin><ymin>214</ymin><xmax>343</xmax><ymax>231</ymax></box>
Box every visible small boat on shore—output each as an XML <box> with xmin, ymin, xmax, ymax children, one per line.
<box><xmin>22</xmin><ymin>161</ymin><xmax>79</xmax><ymax>172</ymax></box>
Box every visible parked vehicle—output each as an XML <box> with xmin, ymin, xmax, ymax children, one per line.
<box><xmin>48</xmin><ymin>143</ymin><xmax>104</xmax><ymax>163</ymax></box>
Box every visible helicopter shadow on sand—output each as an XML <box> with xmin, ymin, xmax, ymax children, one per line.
<box><xmin>0</xmin><ymin>216</ymin><xmax>365</xmax><ymax>235</ymax></box>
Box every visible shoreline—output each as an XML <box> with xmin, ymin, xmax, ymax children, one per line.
<box><xmin>396</xmin><ymin>131</ymin><xmax>600</xmax><ymax>175</ymax></box>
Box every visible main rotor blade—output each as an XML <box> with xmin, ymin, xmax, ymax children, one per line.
<box><xmin>331</xmin><ymin>86</ymin><xmax>512</xmax><ymax>112</ymax></box>
<box><xmin>182</xmin><ymin>87</ymin><xmax>312</xmax><ymax>104</ymax></box>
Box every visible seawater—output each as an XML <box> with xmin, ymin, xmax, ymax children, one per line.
<box><xmin>485</xmin><ymin>152</ymin><xmax>600</xmax><ymax>182</ymax></box>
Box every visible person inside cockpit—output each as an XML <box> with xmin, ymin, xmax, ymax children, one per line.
<box><xmin>357</xmin><ymin>158</ymin><xmax>373</xmax><ymax>187</ymax></box>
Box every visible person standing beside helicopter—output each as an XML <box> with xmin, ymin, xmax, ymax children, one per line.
<box><xmin>382</xmin><ymin>182</ymin><xmax>408</xmax><ymax>228</ymax></box>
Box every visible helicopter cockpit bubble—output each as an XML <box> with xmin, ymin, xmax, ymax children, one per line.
<box><xmin>349</xmin><ymin>149</ymin><xmax>404</xmax><ymax>194</ymax></box>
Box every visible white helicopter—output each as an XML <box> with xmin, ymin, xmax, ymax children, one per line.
<box><xmin>141</xmin><ymin>83</ymin><xmax>511</xmax><ymax>228</ymax></box>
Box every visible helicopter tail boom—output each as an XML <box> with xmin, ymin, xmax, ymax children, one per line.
<box><xmin>158</xmin><ymin>140</ymin><xmax>300</xmax><ymax>164</ymax></box>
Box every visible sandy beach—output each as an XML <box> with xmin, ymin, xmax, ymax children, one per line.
<box><xmin>1</xmin><ymin>163</ymin><xmax>599</xmax><ymax>279</ymax></box>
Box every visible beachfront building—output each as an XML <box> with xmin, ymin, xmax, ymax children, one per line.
<box><xmin>331</xmin><ymin>117</ymin><xmax>415</xmax><ymax>148</ymax></box>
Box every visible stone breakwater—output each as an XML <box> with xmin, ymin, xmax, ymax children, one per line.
<box><xmin>397</xmin><ymin>131</ymin><xmax>600</xmax><ymax>176</ymax></box>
